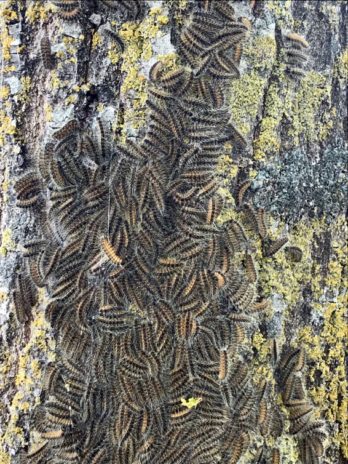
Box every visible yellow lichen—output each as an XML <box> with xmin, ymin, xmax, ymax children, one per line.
<box><xmin>0</xmin><ymin>110</ymin><xmax>16</xmax><ymax>146</ymax></box>
<box><xmin>181</xmin><ymin>397</ymin><xmax>202</xmax><ymax>409</ymax></box>
<box><xmin>43</xmin><ymin>102</ymin><xmax>53</xmax><ymax>122</ymax></box>
<box><xmin>0</xmin><ymin>23</ymin><xmax>13</xmax><ymax>61</ymax></box>
<box><xmin>253</xmin><ymin>71</ymin><xmax>285</xmax><ymax>160</ymax></box>
<box><xmin>0</xmin><ymin>85</ymin><xmax>10</xmax><ymax>100</ymax></box>
<box><xmin>117</xmin><ymin>6</ymin><xmax>170</xmax><ymax>136</ymax></box>
<box><xmin>288</xmin><ymin>71</ymin><xmax>332</xmax><ymax>145</ymax></box>
<box><xmin>230</xmin><ymin>72</ymin><xmax>266</xmax><ymax>137</ymax></box>
<box><xmin>65</xmin><ymin>94</ymin><xmax>78</xmax><ymax>105</ymax></box>
<box><xmin>243</xmin><ymin>34</ymin><xmax>277</xmax><ymax>72</ymax></box>
<box><xmin>25</xmin><ymin>2</ymin><xmax>50</xmax><ymax>23</ymax></box>
<box><xmin>92</xmin><ymin>32</ymin><xmax>103</xmax><ymax>49</ymax></box>
<box><xmin>18</xmin><ymin>76</ymin><xmax>32</xmax><ymax>103</ymax></box>
<box><xmin>0</xmin><ymin>308</ymin><xmax>54</xmax><ymax>451</ymax></box>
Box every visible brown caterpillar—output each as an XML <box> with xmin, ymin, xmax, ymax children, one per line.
<box><xmin>285</xmin><ymin>246</ymin><xmax>303</xmax><ymax>262</ymax></box>
<box><xmin>40</xmin><ymin>35</ymin><xmax>55</xmax><ymax>70</ymax></box>
<box><xmin>100</xmin><ymin>237</ymin><xmax>123</xmax><ymax>265</ymax></box>
<box><xmin>51</xmin><ymin>0</ymin><xmax>81</xmax><ymax>21</ymax></box>
<box><xmin>263</xmin><ymin>236</ymin><xmax>289</xmax><ymax>257</ymax></box>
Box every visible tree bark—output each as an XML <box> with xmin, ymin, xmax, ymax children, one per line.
<box><xmin>0</xmin><ymin>1</ymin><xmax>346</xmax><ymax>463</ymax></box>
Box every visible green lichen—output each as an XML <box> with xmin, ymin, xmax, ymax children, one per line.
<box><xmin>253</xmin><ymin>73</ymin><xmax>285</xmax><ymax>160</ymax></box>
<box><xmin>117</xmin><ymin>5</ymin><xmax>170</xmax><ymax>137</ymax></box>
<box><xmin>0</xmin><ymin>308</ymin><xmax>55</xmax><ymax>454</ymax></box>
<box><xmin>230</xmin><ymin>72</ymin><xmax>266</xmax><ymax>137</ymax></box>
<box><xmin>288</xmin><ymin>71</ymin><xmax>332</xmax><ymax>144</ymax></box>
<box><xmin>256</xmin><ymin>215</ymin><xmax>347</xmax><ymax>459</ymax></box>
<box><xmin>18</xmin><ymin>76</ymin><xmax>32</xmax><ymax>103</ymax></box>
<box><xmin>0</xmin><ymin>85</ymin><xmax>10</xmax><ymax>100</ymax></box>
<box><xmin>0</xmin><ymin>228</ymin><xmax>15</xmax><ymax>256</ymax></box>
<box><xmin>0</xmin><ymin>110</ymin><xmax>16</xmax><ymax>147</ymax></box>
<box><xmin>243</xmin><ymin>34</ymin><xmax>277</xmax><ymax>73</ymax></box>
<box><xmin>267</xmin><ymin>0</ymin><xmax>294</xmax><ymax>27</ymax></box>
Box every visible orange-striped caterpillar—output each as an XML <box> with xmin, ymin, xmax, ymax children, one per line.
<box><xmin>51</xmin><ymin>0</ymin><xmax>81</xmax><ymax>21</ymax></box>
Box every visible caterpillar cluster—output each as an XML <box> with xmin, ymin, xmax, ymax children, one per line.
<box><xmin>278</xmin><ymin>349</ymin><xmax>327</xmax><ymax>464</ymax></box>
<box><xmin>234</xmin><ymin>179</ymin><xmax>291</xmax><ymax>259</ymax></box>
<box><xmin>283</xmin><ymin>32</ymin><xmax>309</xmax><ymax>80</ymax></box>
<box><xmin>15</xmin><ymin>1</ymin><xmax>324</xmax><ymax>463</ymax></box>
<box><xmin>49</xmin><ymin>0</ymin><xmax>144</xmax><ymax>21</ymax></box>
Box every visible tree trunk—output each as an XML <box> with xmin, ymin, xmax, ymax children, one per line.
<box><xmin>0</xmin><ymin>1</ymin><xmax>346</xmax><ymax>463</ymax></box>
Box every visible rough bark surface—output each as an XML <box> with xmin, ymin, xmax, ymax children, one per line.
<box><xmin>0</xmin><ymin>1</ymin><xmax>346</xmax><ymax>463</ymax></box>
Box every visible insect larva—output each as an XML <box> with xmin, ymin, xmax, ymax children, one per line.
<box><xmin>233</xmin><ymin>42</ymin><xmax>243</xmax><ymax>64</ymax></box>
<box><xmin>288</xmin><ymin>403</ymin><xmax>314</xmax><ymax>422</ymax></box>
<box><xmin>225</xmin><ymin>219</ymin><xmax>248</xmax><ymax>253</ymax></box>
<box><xmin>282</xmin><ymin>375</ymin><xmax>305</xmax><ymax>404</ymax></box>
<box><xmin>26</xmin><ymin>441</ymin><xmax>49</xmax><ymax>462</ymax></box>
<box><xmin>42</xmin><ymin>246</ymin><xmax>62</xmax><ymax>278</ymax></box>
<box><xmin>285</xmin><ymin>246</ymin><xmax>303</xmax><ymax>262</ymax></box>
<box><xmin>149</xmin><ymin>60</ymin><xmax>164</xmax><ymax>82</ymax></box>
<box><xmin>118</xmin><ymin>0</ymin><xmax>143</xmax><ymax>20</ymax></box>
<box><xmin>218</xmin><ymin>349</ymin><xmax>228</xmax><ymax>380</ymax></box>
<box><xmin>180</xmin><ymin>29</ymin><xmax>207</xmax><ymax>54</ymax></box>
<box><xmin>257</xmin><ymin>208</ymin><xmax>268</xmax><ymax>239</ymax></box>
<box><xmin>195</xmin><ymin>179</ymin><xmax>218</xmax><ymax>198</ymax></box>
<box><xmin>257</xmin><ymin>398</ymin><xmax>268</xmax><ymax>426</ymax></box>
<box><xmin>285</xmin><ymin>47</ymin><xmax>308</xmax><ymax>63</ymax></box>
<box><xmin>235</xmin><ymin>179</ymin><xmax>251</xmax><ymax>207</ymax></box>
<box><xmin>103</xmin><ymin>28</ymin><xmax>125</xmax><ymax>52</ymax></box>
<box><xmin>57</xmin><ymin>6</ymin><xmax>81</xmax><ymax>21</ymax></box>
<box><xmin>15</xmin><ymin>172</ymin><xmax>41</xmax><ymax>200</ymax></box>
<box><xmin>228</xmin><ymin>431</ymin><xmax>250</xmax><ymax>464</ymax></box>
<box><xmin>211</xmin><ymin>53</ymin><xmax>240</xmax><ymax>78</ymax></box>
<box><xmin>194</xmin><ymin>53</ymin><xmax>213</xmax><ymax>78</ymax></box>
<box><xmin>226</xmin><ymin>122</ymin><xmax>247</xmax><ymax>148</ymax></box>
<box><xmin>207</xmin><ymin>31</ymin><xmax>247</xmax><ymax>55</ymax></box>
<box><xmin>180</xmin><ymin>243</ymin><xmax>203</xmax><ymax>260</ymax></box>
<box><xmin>271</xmin><ymin>448</ymin><xmax>281</xmax><ymax>464</ymax></box>
<box><xmin>245</xmin><ymin>252</ymin><xmax>258</xmax><ymax>283</ymax></box>
<box><xmin>13</xmin><ymin>274</ymin><xmax>37</xmax><ymax>323</ymax></box>
<box><xmin>279</xmin><ymin>347</ymin><xmax>302</xmax><ymax>372</ymax></box>
<box><xmin>148</xmin><ymin>86</ymin><xmax>173</xmax><ymax>102</ymax></box>
<box><xmin>159</xmin><ymin>68</ymin><xmax>186</xmax><ymax>91</ymax></box>
<box><xmin>23</xmin><ymin>239</ymin><xmax>46</xmax><ymax>257</ymax></box>
<box><xmin>289</xmin><ymin>408</ymin><xmax>314</xmax><ymax>435</ymax></box>
<box><xmin>181</xmin><ymin>169</ymin><xmax>213</xmax><ymax>183</ymax></box>
<box><xmin>263</xmin><ymin>237</ymin><xmax>288</xmax><ymax>257</ymax></box>
<box><xmin>250</xmin><ymin>299</ymin><xmax>269</xmax><ymax>313</ymax></box>
<box><xmin>286</xmin><ymin>32</ymin><xmax>309</xmax><ymax>48</ymax></box>
<box><xmin>175</xmin><ymin>312</ymin><xmax>197</xmax><ymax>339</ymax></box>
<box><xmin>45</xmin><ymin>402</ymin><xmax>74</xmax><ymax>426</ymax></box>
<box><xmin>100</xmin><ymin>0</ymin><xmax>118</xmax><ymax>8</ymax></box>
<box><xmin>100</xmin><ymin>236</ymin><xmax>122</xmax><ymax>265</ymax></box>
<box><xmin>213</xmin><ymin>271</ymin><xmax>226</xmax><ymax>289</ymax></box>
<box><xmin>40</xmin><ymin>429</ymin><xmax>64</xmax><ymax>440</ymax></box>
<box><xmin>53</xmin><ymin>119</ymin><xmax>79</xmax><ymax>141</ymax></box>
<box><xmin>40</xmin><ymin>35</ymin><xmax>55</xmax><ymax>70</ymax></box>
<box><xmin>214</xmin><ymin>1</ymin><xmax>236</xmax><ymax>22</ymax></box>
<box><xmin>159</xmin><ymin>256</ymin><xmax>180</xmax><ymax>266</ymax></box>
